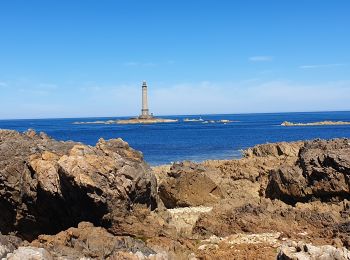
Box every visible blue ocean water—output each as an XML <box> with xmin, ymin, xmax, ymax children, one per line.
<box><xmin>1</xmin><ymin>111</ymin><xmax>350</xmax><ymax>165</ymax></box>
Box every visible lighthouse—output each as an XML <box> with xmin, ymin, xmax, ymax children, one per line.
<box><xmin>139</xmin><ymin>81</ymin><xmax>153</xmax><ymax>119</ymax></box>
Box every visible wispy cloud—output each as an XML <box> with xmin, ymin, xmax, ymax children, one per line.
<box><xmin>299</xmin><ymin>63</ymin><xmax>345</xmax><ymax>69</ymax></box>
<box><xmin>249</xmin><ymin>56</ymin><xmax>273</xmax><ymax>62</ymax></box>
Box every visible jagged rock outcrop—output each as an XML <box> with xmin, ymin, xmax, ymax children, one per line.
<box><xmin>158</xmin><ymin>161</ymin><xmax>223</xmax><ymax>208</ymax></box>
<box><xmin>244</xmin><ymin>141</ymin><xmax>303</xmax><ymax>158</ymax></box>
<box><xmin>0</xmin><ymin>129</ymin><xmax>162</xmax><ymax>240</ymax></box>
<box><xmin>266</xmin><ymin>138</ymin><xmax>350</xmax><ymax>204</ymax></box>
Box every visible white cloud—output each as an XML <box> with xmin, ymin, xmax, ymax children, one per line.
<box><xmin>299</xmin><ymin>63</ymin><xmax>345</xmax><ymax>69</ymax></box>
<box><xmin>249</xmin><ymin>56</ymin><xmax>273</xmax><ymax>62</ymax></box>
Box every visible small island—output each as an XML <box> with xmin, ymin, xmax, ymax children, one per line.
<box><xmin>73</xmin><ymin>117</ymin><xmax>178</xmax><ymax>125</ymax></box>
<box><xmin>281</xmin><ymin>120</ymin><xmax>350</xmax><ymax>126</ymax></box>
<box><xmin>183</xmin><ymin>117</ymin><xmax>204</xmax><ymax>122</ymax></box>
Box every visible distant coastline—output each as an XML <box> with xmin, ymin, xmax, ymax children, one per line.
<box><xmin>73</xmin><ymin>117</ymin><xmax>178</xmax><ymax>125</ymax></box>
<box><xmin>73</xmin><ymin>118</ymin><xmax>236</xmax><ymax>125</ymax></box>
<box><xmin>281</xmin><ymin>120</ymin><xmax>350</xmax><ymax>126</ymax></box>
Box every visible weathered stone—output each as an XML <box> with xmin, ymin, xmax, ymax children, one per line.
<box><xmin>266</xmin><ymin>139</ymin><xmax>350</xmax><ymax>204</ymax></box>
<box><xmin>30</xmin><ymin>222</ymin><xmax>162</xmax><ymax>259</ymax></box>
<box><xmin>278</xmin><ymin>242</ymin><xmax>350</xmax><ymax>260</ymax></box>
<box><xmin>244</xmin><ymin>141</ymin><xmax>303</xmax><ymax>158</ymax></box>
<box><xmin>0</xmin><ymin>129</ymin><xmax>161</xmax><ymax>240</ymax></box>
<box><xmin>158</xmin><ymin>161</ymin><xmax>223</xmax><ymax>208</ymax></box>
<box><xmin>5</xmin><ymin>246</ymin><xmax>53</xmax><ymax>260</ymax></box>
<box><xmin>0</xmin><ymin>235</ymin><xmax>22</xmax><ymax>259</ymax></box>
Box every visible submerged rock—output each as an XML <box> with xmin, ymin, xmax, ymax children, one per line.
<box><xmin>0</xmin><ymin>129</ymin><xmax>161</xmax><ymax>240</ymax></box>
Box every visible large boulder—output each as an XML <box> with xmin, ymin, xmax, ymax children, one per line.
<box><xmin>266</xmin><ymin>138</ymin><xmax>350</xmax><ymax>204</ymax></box>
<box><xmin>0</xmin><ymin>129</ymin><xmax>161</xmax><ymax>240</ymax></box>
<box><xmin>158</xmin><ymin>161</ymin><xmax>223</xmax><ymax>208</ymax></box>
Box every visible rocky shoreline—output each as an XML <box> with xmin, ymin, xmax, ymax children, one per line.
<box><xmin>1</xmin><ymin>129</ymin><xmax>350</xmax><ymax>259</ymax></box>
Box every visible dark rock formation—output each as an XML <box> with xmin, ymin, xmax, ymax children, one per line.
<box><xmin>0</xmin><ymin>129</ymin><xmax>161</xmax><ymax>240</ymax></box>
<box><xmin>266</xmin><ymin>138</ymin><xmax>350</xmax><ymax>204</ymax></box>
<box><xmin>158</xmin><ymin>161</ymin><xmax>223</xmax><ymax>208</ymax></box>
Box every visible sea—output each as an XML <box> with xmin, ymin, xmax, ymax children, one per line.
<box><xmin>1</xmin><ymin>111</ymin><xmax>350</xmax><ymax>165</ymax></box>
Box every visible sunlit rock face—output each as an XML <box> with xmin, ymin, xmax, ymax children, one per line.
<box><xmin>0</xmin><ymin>129</ymin><xmax>160</xmax><ymax>240</ymax></box>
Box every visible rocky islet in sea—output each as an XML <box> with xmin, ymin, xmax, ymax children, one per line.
<box><xmin>1</xmin><ymin>129</ymin><xmax>350</xmax><ymax>259</ymax></box>
<box><xmin>281</xmin><ymin>120</ymin><xmax>350</xmax><ymax>126</ymax></box>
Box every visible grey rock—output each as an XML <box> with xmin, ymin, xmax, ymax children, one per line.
<box><xmin>4</xmin><ymin>246</ymin><xmax>52</xmax><ymax>260</ymax></box>
<box><xmin>278</xmin><ymin>242</ymin><xmax>350</xmax><ymax>260</ymax></box>
<box><xmin>0</xmin><ymin>235</ymin><xmax>22</xmax><ymax>259</ymax></box>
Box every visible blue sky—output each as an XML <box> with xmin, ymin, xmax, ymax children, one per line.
<box><xmin>0</xmin><ymin>0</ymin><xmax>349</xmax><ymax>119</ymax></box>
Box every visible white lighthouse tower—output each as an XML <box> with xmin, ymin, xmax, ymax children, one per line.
<box><xmin>139</xmin><ymin>81</ymin><xmax>153</xmax><ymax>119</ymax></box>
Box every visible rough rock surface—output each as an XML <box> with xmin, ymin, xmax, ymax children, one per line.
<box><xmin>158</xmin><ymin>161</ymin><xmax>223</xmax><ymax>208</ymax></box>
<box><xmin>244</xmin><ymin>141</ymin><xmax>303</xmax><ymax>158</ymax></box>
<box><xmin>0</xmin><ymin>235</ymin><xmax>22</xmax><ymax>259</ymax></box>
<box><xmin>266</xmin><ymin>138</ymin><xmax>350</xmax><ymax>204</ymax></box>
<box><xmin>4</xmin><ymin>246</ymin><xmax>53</xmax><ymax>260</ymax></box>
<box><xmin>278</xmin><ymin>241</ymin><xmax>350</xmax><ymax>260</ymax></box>
<box><xmin>153</xmin><ymin>139</ymin><xmax>350</xmax><ymax>258</ymax></box>
<box><xmin>3</xmin><ymin>129</ymin><xmax>350</xmax><ymax>259</ymax></box>
<box><xmin>30</xmin><ymin>221</ymin><xmax>167</xmax><ymax>259</ymax></box>
<box><xmin>0</xmin><ymin>129</ymin><xmax>161</xmax><ymax>240</ymax></box>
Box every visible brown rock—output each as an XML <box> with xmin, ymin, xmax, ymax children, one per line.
<box><xmin>158</xmin><ymin>161</ymin><xmax>223</xmax><ymax>208</ymax></box>
<box><xmin>266</xmin><ymin>138</ymin><xmax>350</xmax><ymax>204</ymax></box>
<box><xmin>30</xmin><ymin>222</ymin><xmax>159</xmax><ymax>259</ymax></box>
<box><xmin>0</xmin><ymin>129</ymin><xmax>161</xmax><ymax>240</ymax></box>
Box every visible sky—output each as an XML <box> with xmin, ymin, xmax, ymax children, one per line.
<box><xmin>0</xmin><ymin>0</ymin><xmax>349</xmax><ymax>119</ymax></box>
